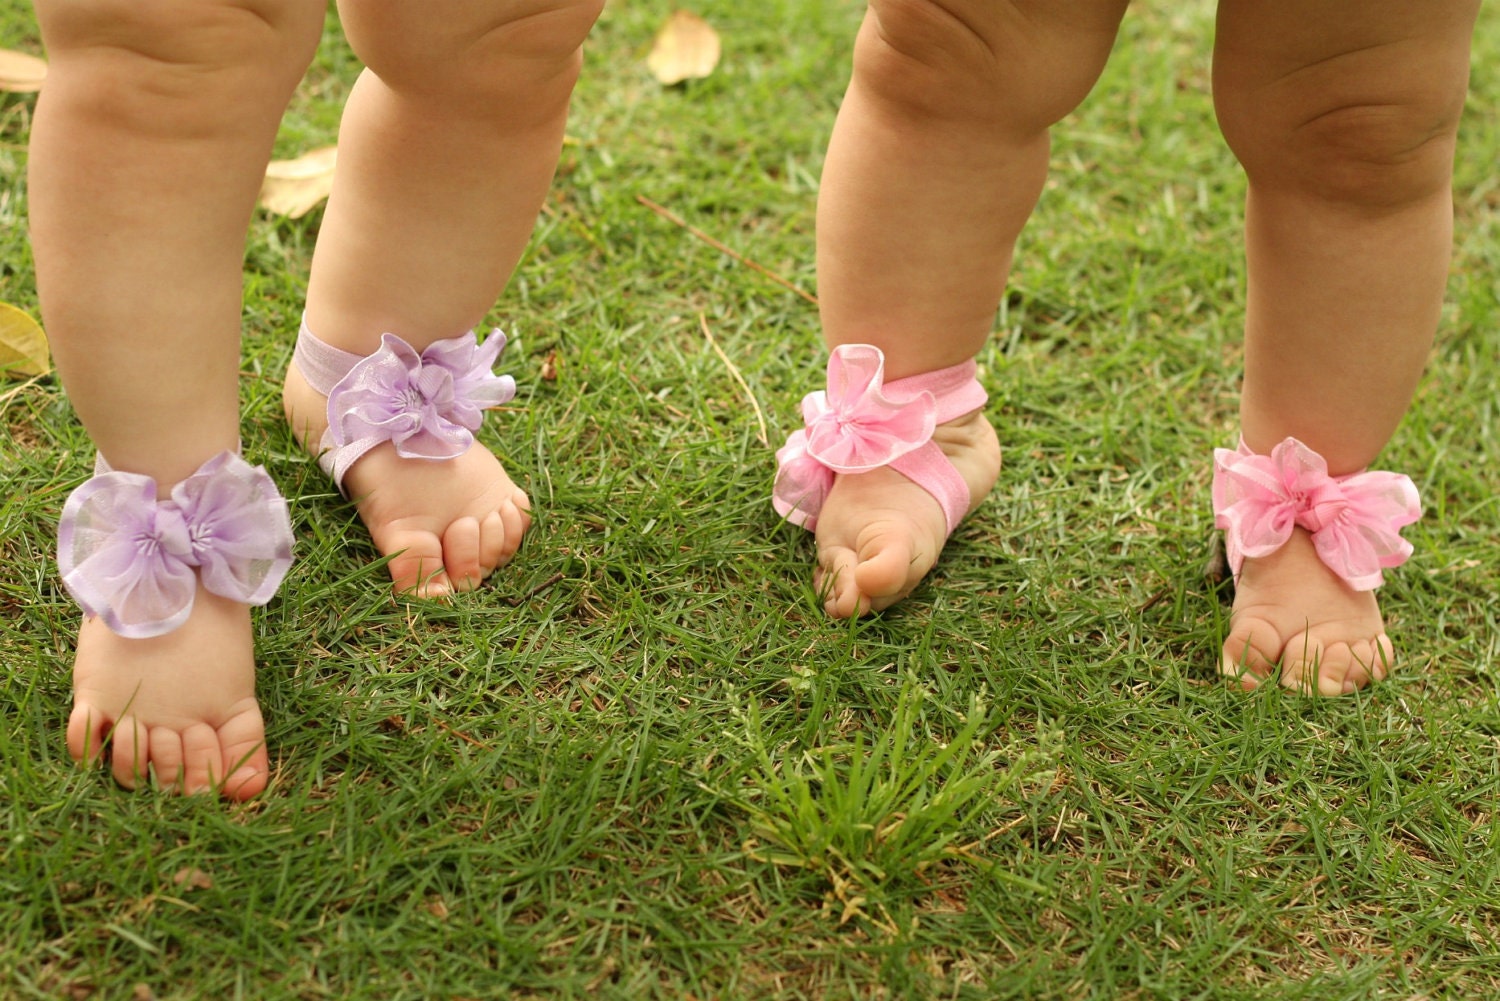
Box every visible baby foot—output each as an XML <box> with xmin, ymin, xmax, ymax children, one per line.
<box><xmin>1220</xmin><ymin>527</ymin><xmax>1394</xmax><ymax>696</ymax></box>
<box><xmin>812</xmin><ymin>409</ymin><xmax>1001</xmax><ymax>617</ymax></box>
<box><xmin>69</xmin><ymin>588</ymin><xmax>268</xmax><ymax>798</ymax></box>
<box><xmin>283</xmin><ymin>363</ymin><xmax>531</xmax><ymax>597</ymax></box>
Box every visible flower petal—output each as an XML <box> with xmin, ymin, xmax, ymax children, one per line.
<box><xmin>172</xmin><ymin>452</ymin><xmax>294</xmax><ymax>607</ymax></box>
<box><xmin>58</xmin><ymin>471</ymin><xmax>198</xmax><ymax>638</ymax></box>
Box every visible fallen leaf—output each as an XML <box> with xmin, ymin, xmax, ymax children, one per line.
<box><xmin>170</xmin><ymin>867</ymin><xmax>213</xmax><ymax>891</ymax></box>
<box><xmin>258</xmin><ymin>146</ymin><xmax>338</xmax><ymax>219</ymax></box>
<box><xmin>0</xmin><ymin>302</ymin><xmax>51</xmax><ymax>378</ymax></box>
<box><xmin>646</xmin><ymin>11</ymin><xmax>720</xmax><ymax>86</ymax></box>
<box><xmin>0</xmin><ymin>49</ymin><xmax>47</xmax><ymax>93</ymax></box>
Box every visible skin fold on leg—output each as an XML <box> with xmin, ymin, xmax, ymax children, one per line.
<box><xmin>807</xmin><ymin>0</ymin><xmax>1129</xmax><ymax>617</ymax></box>
<box><xmin>283</xmin><ymin>0</ymin><xmax>606</xmax><ymax>597</ymax></box>
<box><xmin>29</xmin><ymin>0</ymin><xmax>326</xmax><ymax>797</ymax></box>
<box><xmin>1212</xmin><ymin>0</ymin><xmax>1478</xmax><ymax>694</ymax></box>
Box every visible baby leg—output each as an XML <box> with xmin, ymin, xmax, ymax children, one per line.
<box><xmin>1213</xmin><ymin>0</ymin><xmax>1478</xmax><ymax>694</ymax></box>
<box><xmin>29</xmin><ymin>0</ymin><xmax>324</xmax><ymax>795</ymax></box>
<box><xmin>282</xmin><ymin>0</ymin><xmax>606</xmax><ymax>596</ymax></box>
<box><xmin>802</xmin><ymin>0</ymin><xmax>1129</xmax><ymax>616</ymax></box>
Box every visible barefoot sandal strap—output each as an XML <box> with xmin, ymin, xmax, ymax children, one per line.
<box><xmin>773</xmin><ymin>344</ymin><xmax>987</xmax><ymax>534</ymax></box>
<box><xmin>58</xmin><ymin>451</ymin><xmax>294</xmax><ymax>639</ymax></box>
<box><xmin>1212</xmin><ymin>436</ymin><xmax>1421</xmax><ymax>592</ymax></box>
<box><xmin>292</xmin><ymin>319</ymin><xmax>517</xmax><ymax>494</ymax></box>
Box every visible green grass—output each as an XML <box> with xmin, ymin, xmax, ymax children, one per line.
<box><xmin>4</xmin><ymin>2</ymin><xmax>1500</xmax><ymax>998</ymax></box>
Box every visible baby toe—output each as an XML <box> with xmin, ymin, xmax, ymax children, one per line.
<box><xmin>1333</xmin><ymin>635</ymin><xmax>1395</xmax><ymax>694</ymax></box>
<box><xmin>496</xmin><ymin>494</ymin><xmax>530</xmax><ymax>563</ymax></box>
<box><xmin>815</xmin><ymin>545</ymin><xmax>866</xmax><ymax>618</ymax></box>
<box><xmin>109</xmin><ymin>717</ymin><xmax>150</xmax><ymax>790</ymax></box>
<box><xmin>148</xmin><ymin>726</ymin><xmax>187</xmax><ymax>793</ymax></box>
<box><xmin>180</xmin><ymin>722</ymin><xmax>226</xmax><ymax>796</ymax></box>
<box><xmin>442</xmin><ymin>517</ymin><xmax>485</xmax><ymax>592</ymax></box>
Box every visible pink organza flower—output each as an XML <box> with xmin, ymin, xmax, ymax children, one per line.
<box><xmin>1212</xmin><ymin>437</ymin><xmax>1421</xmax><ymax>591</ymax></box>
<box><xmin>773</xmin><ymin>345</ymin><xmax>936</xmax><ymax>530</ymax></box>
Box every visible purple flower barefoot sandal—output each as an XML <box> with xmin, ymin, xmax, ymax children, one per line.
<box><xmin>1212</xmin><ymin>437</ymin><xmax>1422</xmax><ymax>592</ymax></box>
<box><xmin>772</xmin><ymin>344</ymin><xmax>988</xmax><ymax>535</ymax></box>
<box><xmin>58</xmin><ymin>451</ymin><xmax>294</xmax><ymax>638</ymax></box>
<box><xmin>290</xmin><ymin>318</ymin><xmax>517</xmax><ymax>494</ymax></box>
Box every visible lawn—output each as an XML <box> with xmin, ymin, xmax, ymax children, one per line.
<box><xmin>3</xmin><ymin>2</ymin><xmax>1500</xmax><ymax>999</ymax></box>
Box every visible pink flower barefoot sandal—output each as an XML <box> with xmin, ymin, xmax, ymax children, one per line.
<box><xmin>58</xmin><ymin>451</ymin><xmax>294</xmax><ymax>638</ymax></box>
<box><xmin>290</xmin><ymin>318</ymin><xmax>517</xmax><ymax>494</ymax></box>
<box><xmin>1212</xmin><ymin>436</ymin><xmax>1422</xmax><ymax>591</ymax></box>
<box><xmin>772</xmin><ymin>344</ymin><xmax>988</xmax><ymax>534</ymax></box>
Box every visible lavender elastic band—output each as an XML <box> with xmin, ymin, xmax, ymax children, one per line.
<box><xmin>292</xmin><ymin>319</ymin><xmax>517</xmax><ymax>494</ymax></box>
<box><xmin>773</xmin><ymin>345</ymin><xmax>988</xmax><ymax>535</ymax></box>
<box><xmin>58</xmin><ymin>451</ymin><xmax>294</xmax><ymax>639</ymax></box>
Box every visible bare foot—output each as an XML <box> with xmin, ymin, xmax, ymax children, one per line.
<box><xmin>1221</xmin><ymin>527</ymin><xmax>1394</xmax><ymax>696</ymax></box>
<box><xmin>283</xmin><ymin>363</ymin><xmax>531</xmax><ymax>597</ymax></box>
<box><xmin>69</xmin><ymin>588</ymin><xmax>268</xmax><ymax>798</ymax></box>
<box><xmin>811</xmin><ymin>409</ymin><xmax>1001</xmax><ymax>617</ymax></box>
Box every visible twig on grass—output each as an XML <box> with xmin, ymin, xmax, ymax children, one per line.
<box><xmin>636</xmin><ymin>194</ymin><xmax>819</xmax><ymax>307</ymax></box>
<box><xmin>700</xmin><ymin>313</ymin><xmax>769</xmax><ymax>448</ymax></box>
<box><xmin>503</xmin><ymin>570</ymin><xmax>566</xmax><ymax>607</ymax></box>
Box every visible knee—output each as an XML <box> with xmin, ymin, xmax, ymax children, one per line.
<box><xmin>341</xmin><ymin>0</ymin><xmax>605</xmax><ymax>113</ymax></box>
<box><xmin>34</xmin><ymin>0</ymin><xmax>322</xmax><ymax>136</ymax></box>
<box><xmin>1220</xmin><ymin>86</ymin><xmax>1467</xmax><ymax>212</ymax></box>
<box><xmin>855</xmin><ymin>0</ymin><xmax>1119</xmax><ymax>136</ymax></box>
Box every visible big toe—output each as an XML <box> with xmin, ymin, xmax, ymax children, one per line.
<box><xmin>814</xmin><ymin>523</ymin><xmax>923</xmax><ymax>618</ymax></box>
<box><xmin>208</xmin><ymin>704</ymin><xmax>270</xmax><ymax>800</ymax></box>
<box><xmin>67</xmin><ymin>701</ymin><xmax>114</xmax><ymax>768</ymax></box>
<box><xmin>1220</xmin><ymin>615</ymin><xmax>1284</xmax><ymax>690</ymax></box>
<box><xmin>852</xmin><ymin>524</ymin><xmax>925</xmax><ymax>613</ymax></box>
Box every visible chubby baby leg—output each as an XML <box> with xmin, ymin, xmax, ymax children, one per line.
<box><xmin>1212</xmin><ymin>0</ymin><xmax>1478</xmax><ymax>693</ymax></box>
<box><xmin>784</xmin><ymin>0</ymin><xmax>1128</xmax><ymax>616</ymax></box>
<box><xmin>284</xmin><ymin>0</ymin><xmax>606</xmax><ymax>596</ymax></box>
<box><xmin>30</xmin><ymin>0</ymin><xmax>324</xmax><ymax>795</ymax></box>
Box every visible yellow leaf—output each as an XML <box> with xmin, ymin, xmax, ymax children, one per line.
<box><xmin>258</xmin><ymin>146</ymin><xmax>338</xmax><ymax>219</ymax></box>
<box><xmin>0</xmin><ymin>302</ymin><xmax>50</xmax><ymax>378</ymax></box>
<box><xmin>646</xmin><ymin>11</ymin><xmax>720</xmax><ymax>86</ymax></box>
<box><xmin>0</xmin><ymin>49</ymin><xmax>47</xmax><ymax>93</ymax></box>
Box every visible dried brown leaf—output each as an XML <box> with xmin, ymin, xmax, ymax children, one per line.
<box><xmin>259</xmin><ymin>146</ymin><xmax>338</xmax><ymax>219</ymax></box>
<box><xmin>0</xmin><ymin>49</ymin><xmax>47</xmax><ymax>93</ymax></box>
<box><xmin>646</xmin><ymin>11</ymin><xmax>720</xmax><ymax>86</ymax></box>
<box><xmin>170</xmin><ymin>867</ymin><xmax>214</xmax><ymax>891</ymax></box>
<box><xmin>0</xmin><ymin>302</ymin><xmax>51</xmax><ymax>378</ymax></box>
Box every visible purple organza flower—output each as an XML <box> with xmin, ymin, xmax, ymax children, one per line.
<box><xmin>58</xmin><ymin>452</ymin><xmax>294</xmax><ymax>638</ymax></box>
<box><xmin>327</xmin><ymin>331</ymin><xmax>516</xmax><ymax>463</ymax></box>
